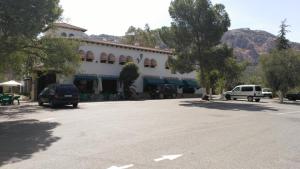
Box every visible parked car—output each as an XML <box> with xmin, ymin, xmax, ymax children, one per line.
<box><xmin>262</xmin><ymin>88</ymin><xmax>273</xmax><ymax>98</ymax></box>
<box><xmin>286</xmin><ymin>92</ymin><xmax>300</xmax><ymax>101</ymax></box>
<box><xmin>149</xmin><ymin>84</ymin><xmax>177</xmax><ymax>99</ymax></box>
<box><xmin>38</xmin><ymin>84</ymin><xmax>79</xmax><ymax>108</ymax></box>
<box><xmin>225</xmin><ymin>85</ymin><xmax>263</xmax><ymax>102</ymax></box>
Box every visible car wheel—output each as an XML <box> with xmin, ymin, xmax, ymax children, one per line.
<box><xmin>247</xmin><ymin>96</ymin><xmax>254</xmax><ymax>102</ymax></box>
<box><xmin>225</xmin><ymin>94</ymin><xmax>231</xmax><ymax>100</ymax></box>
<box><xmin>233</xmin><ymin>98</ymin><xmax>237</xmax><ymax>101</ymax></box>
<box><xmin>73</xmin><ymin>103</ymin><xmax>78</xmax><ymax>108</ymax></box>
<box><xmin>49</xmin><ymin>100</ymin><xmax>56</xmax><ymax>108</ymax></box>
<box><xmin>38</xmin><ymin>101</ymin><xmax>43</xmax><ymax>106</ymax></box>
<box><xmin>255</xmin><ymin>99</ymin><xmax>260</xmax><ymax>102</ymax></box>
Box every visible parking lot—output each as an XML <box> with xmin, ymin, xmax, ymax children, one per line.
<box><xmin>1</xmin><ymin>98</ymin><xmax>300</xmax><ymax>169</ymax></box>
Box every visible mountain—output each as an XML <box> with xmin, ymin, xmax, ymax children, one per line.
<box><xmin>89</xmin><ymin>34</ymin><xmax>122</xmax><ymax>43</ymax></box>
<box><xmin>221</xmin><ymin>28</ymin><xmax>300</xmax><ymax>64</ymax></box>
<box><xmin>89</xmin><ymin>29</ymin><xmax>300</xmax><ymax>65</ymax></box>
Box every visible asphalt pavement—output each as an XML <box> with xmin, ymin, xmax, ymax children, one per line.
<box><xmin>1</xmin><ymin>98</ymin><xmax>300</xmax><ymax>169</ymax></box>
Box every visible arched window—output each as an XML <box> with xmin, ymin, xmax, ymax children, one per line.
<box><xmin>108</xmin><ymin>54</ymin><xmax>116</xmax><ymax>64</ymax></box>
<box><xmin>100</xmin><ymin>52</ymin><xmax>108</xmax><ymax>63</ymax></box>
<box><xmin>150</xmin><ymin>59</ymin><xmax>157</xmax><ymax>68</ymax></box>
<box><xmin>127</xmin><ymin>56</ymin><xmax>133</xmax><ymax>63</ymax></box>
<box><xmin>86</xmin><ymin>51</ymin><xmax>94</xmax><ymax>62</ymax></box>
<box><xmin>144</xmin><ymin>58</ymin><xmax>150</xmax><ymax>67</ymax></box>
<box><xmin>119</xmin><ymin>55</ymin><xmax>126</xmax><ymax>65</ymax></box>
<box><xmin>61</xmin><ymin>32</ymin><xmax>67</xmax><ymax>37</ymax></box>
<box><xmin>79</xmin><ymin>50</ymin><xmax>86</xmax><ymax>61</ymax></box>
<box><xmin>165</xmin><ymin>62</ymin><xmax>170</xmax><ymax>69</ymax></box>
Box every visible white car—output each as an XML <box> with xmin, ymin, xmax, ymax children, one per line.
<box><xmin>225</xmin><ymin>85</ymin><xmax>263</xmax><ymax>102</ymax></box>
<box><xmin>262</xmin><ymin>88</ymin><xmax>273</xmax><ymax>98</ymax></box>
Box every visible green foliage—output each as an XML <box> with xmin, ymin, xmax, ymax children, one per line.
<box><xmin>261</xmin><ymin>49</ymin><xmax>300</xmax><ymax>95</ymax></box>
<box><xmin>159</xmin><ymin>0</ymin><xmax>231</xmax><ymax>88</ymax></box>
<box><xmin>276</xmin><ymin>19</ymin><xmax>291</xmax><ymax>50</ymax></box>
<box><xmin>121</xmin><ymin>24</ymin><xmax>162</xmax><ymax>48</ymax></box>
<box><xmin>119</xmin><ymin>62</ymin><xmax>140</xmax><ymax>98</ymax></box>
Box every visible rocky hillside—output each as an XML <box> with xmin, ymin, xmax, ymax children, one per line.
<box><xmin>90</xmin><ymin>29</ymin><xmax>300</xmax><ymax>65</ymax></box>
<box><xmin>221</xmin><ymin>28</ymin><xmax>300</xmax><ymax>64</ymax></box>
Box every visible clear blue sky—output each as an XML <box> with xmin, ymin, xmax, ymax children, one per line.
<box><xmin>60</xmin><ymin>0</ymin><xmax>300</xmax><ymax>42</ymax></box>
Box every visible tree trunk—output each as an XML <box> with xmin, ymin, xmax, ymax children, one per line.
<box><xmin>209</xmin><ymin>88</ymin><xmax>213</xmax><ymax>102</ymax></box>
<box><xmin>278</xmin><ymin>90</ymin><xmax>284</xmax><ymax>103</ymax></box>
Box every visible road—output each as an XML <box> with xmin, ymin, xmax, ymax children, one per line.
<box><xmin>1</xmin><ymin>99</ymin><xmax>300</xmax><ymax>169</ymax></box>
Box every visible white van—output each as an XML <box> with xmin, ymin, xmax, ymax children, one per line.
<box><xmin>225</xmin><ymin>85</ymin><xmax>263</xmax><ymax>102</ymax></box>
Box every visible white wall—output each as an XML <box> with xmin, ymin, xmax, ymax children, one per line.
<box><xmin>78</xmin><ymin>44</ymin><xmax>197</xmax><ymax>93</ymax></box>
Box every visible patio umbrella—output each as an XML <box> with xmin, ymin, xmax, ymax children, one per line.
<box><xmin>0</xmin><ymin>80</ymin><xmax>23</xmax><ymax>93</ymax></box>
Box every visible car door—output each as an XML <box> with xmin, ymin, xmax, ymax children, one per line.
<box><xmin>232</xmin><ymin>87</ymin><xmax>241</xmax><ymax>99</ymax></box>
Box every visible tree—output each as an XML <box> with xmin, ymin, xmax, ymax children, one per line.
<box><xmin>276</xmin><ymin>19</ymin><xmax>291</xmax><ymax>50</ymax></box>
<box><xmin>261</xmin><ymin>20</ymin><xmax>300</xmax><ymax>103</ymax></box>
<box><xmin>0</xmin><ymin>0</ymin><xmax>80</xmax><ymax>78</ymax></box>
<box><xmin>159</xmin><ymin>0</ymin><xmax>231</xmax><ymax>93</ymax></box>
<box><xmin>119</xmin><ymin>62</ymin><xmax>140</xmax><ymax>99</ymax></box>
<box><xmin>261</xmin><ymin>50</ymin><xmax>300</xmax><ymax>103</ymax></box>
<box><xmin>121</xmin><ymin>25</ymin><xmax>163</xmax><ymax>48</ymax></box>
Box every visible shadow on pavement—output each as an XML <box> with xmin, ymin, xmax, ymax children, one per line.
<box><xmin>0</xmin><ymin>104</ymin><xmax>80</xmax><ymax>119</ymax></box>
<box><xmin>179</xmin><ymin>100</ymin><xmax>278</xmax><ymax>112</ymax></box>
<box><xmin>0</xmin><ymin>119</ymin><xmax>60</xmax><ymax>166</ymax></box>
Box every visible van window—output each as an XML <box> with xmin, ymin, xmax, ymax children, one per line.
<box><xmin>241</xmin><ymin>87</ymin><xmax>253</xmax><ymax>92</ymax></box>
<box><xmin>233</xmin><ymin>87</ymin><xmax>240</xmax><ymax>92</ymax></box>
<box><xmin>255</xmin><ymin>86</ymin><xmax>262</xmax><ymax>91</ymax></box>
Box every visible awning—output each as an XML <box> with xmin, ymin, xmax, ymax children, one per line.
<box><xmin>183</xmin><ymin>79</ymin><xmax>200</xmax><ymax>88</ymax></box>
<box><xmin>164</xmin><ymin>78</ymin><xmax>183</xmax><ymax>86</ymax></box>
<box><xmin>144</xmin><ymin>77</ymin><xmax>164</xmax><ymax>86</ymax></box>
<box><xmin>0</xmin><ymin>80</ymin><xmax>23</xmax><ymax>86</ymax></box>
<box><xmin>74</xmin><ymin>75</ymin><xmax>98</xmax><ymax>81</ymax></box>
<box><xmin>101</xmin><ymin>75</ymin><xmax>119</xmax><ymax>80</ymax></box>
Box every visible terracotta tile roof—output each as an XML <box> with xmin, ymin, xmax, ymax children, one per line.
<box><xmin>77</xmin><ymin>38</ymin><xmax>173</xmax><ymax>55</ymax></box>
<box><xmin>53</xmin><ymin>23</ymin><xmax>87</xmax><ymax>32</ymax></box>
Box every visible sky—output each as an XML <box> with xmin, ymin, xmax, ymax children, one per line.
<box><xmin>59</xmin><ymin>0</ymin><xmax>300</xmax><ymax>42</ymax></box>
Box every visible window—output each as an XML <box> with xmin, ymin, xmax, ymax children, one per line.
<box><xmin>150</xmin><ymin>59</ymin><xmax>157</xmax><ymax>68</ymax></box>
<box><xmin>108</xmin><ymin>54</ymin><xmax>116</xmax><ymax>64</ymax></box>
<box><xmin>61</xmin><ymin>32</ymin><xmax>67</xmax><ymax>37</ymax></box>
<box><xmin>127</xmin><ymin>56</ymin><xmax>133</xmax><ymax>63</ymax></box>
<box><xmin>119</xmin><ymin>55</ymin><xmax>126</xmax><ymax>65</ymax></box>
<box><xmin>79</xmin><ymin>50</ymin><xmax>86</xmax><ymax>61</ymax></box>
<box><xmin>241</xmin><ymin>87</ymin><xmax>254</xmax><ymax>92</ymax></box>
<box><xmin>255</xmin><ymin>86</ymin><xmax>262</xmax><ymax>91</ymax></box>
<box><xmin>233</xmin><ymin>87</ymin><xmax>240</xmax><ymax>92</ymax></box>
<box><xmin>86</xmin><ymin>51</ymin><xmax>94</xmax><ymax>62</ymax></box>
<box><xmin>144</xmin><ymin>58</ymin><xmax>150</xmax><ymax>67</ymax></box>
<box><xmin>100</xmin><ymin>52</ymin><xmax>108</xmax><ymax>63</ymax></box>
<box><xmin>69</xmin><ymin>33</ymin><xmax>74</xmax><ymax>37</ymax></box>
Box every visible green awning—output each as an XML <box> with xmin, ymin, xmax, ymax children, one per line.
<box><xmin>74</xmin><ymin>75</ymin><xmax>98</xmax><ymax>81</ymax></box>
<box><xmin>164</xmin><ymin>78</ymin><xmax>184</xmax><ymax>86</ymax></box>
<box><xmin>144</xmin><ymin>77</ymin><xmax>165</xmax><ymax>86</ymax></box>
<box><xmin>183</xmin><ymin>79</ymin><xmax>200</xmax><ymax>88</ymax></box>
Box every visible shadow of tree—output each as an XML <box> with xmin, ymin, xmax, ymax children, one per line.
<box><xmin>179</xmin><ymin>100</ymin><xmax>278</xmax><ymax>112</ymax></box>
<box><xmin>0</xmin><ymin>104</ymin><xmax>79</xmax><ymax>119</ymax></box>
<box><xmin>0</xmin><ymin>119</ymin><xmax>60</xmax><ymax>166</ymax></box>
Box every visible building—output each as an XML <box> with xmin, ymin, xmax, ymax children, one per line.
<box><xmin>31</xmin><ymin>23</ymin><xmax>202</xmax><ymax>100</ymax></box>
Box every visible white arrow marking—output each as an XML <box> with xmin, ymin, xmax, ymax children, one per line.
<box><xmin>154</xmin><ymin>154</ymin><xmax>183</xmax><ymax>162</ymax></box>
<box><xmin>41</xmin><ymin>118</ymin><xmax>56</xmax><ymax>122</ymax></box>
<box><xmin>106</xmin><ymin>164</ymin><xmax>134</xmax><ymax>169</ymax></box>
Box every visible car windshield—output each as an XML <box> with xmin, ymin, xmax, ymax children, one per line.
<box><xmin>56</xmin><ymin>85</ymin><xmax>78</xmax><ymax>94</ymax></box>
<box><xmin>263</xmin><ymin>89</ymin><xmax>271</xmax><ymax>92</ymax></box>
<box><xmin>255</xmin><ymin>86</ymin><xmax>262</xmax><ymax>91</ymax></box>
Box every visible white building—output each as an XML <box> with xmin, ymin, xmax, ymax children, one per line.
<box><xmin>33</xmin><ymin>23</ymin><xmax>201</xmax><ymax>100</ymax></box>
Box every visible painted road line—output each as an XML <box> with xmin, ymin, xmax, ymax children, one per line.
<box><xmin>154</xmin><ymin>154</ymin><xmax>183</xmax><ymax>162</ymax></box>
<box><xmin>106</xmin><ymin>164</ymin><xmax>134</xmax><ymax>169</ymax></box>
<box><xmin>41</xmin><ymin>118</ymin><xmax>56</xmax><ymax>122</ymax></box>
<box><xmin>277</xmin><ymin>111</ymin><xmax>300</xmax><ymax>115</ymax></box>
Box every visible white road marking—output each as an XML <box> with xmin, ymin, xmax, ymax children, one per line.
<box><xmin>154</xmin><ymin>154</ymin><xmax>183</xmax><ymax>162</ymax></box>
<box><xmin>277</xmin><ymin>111</ymin><xmax>300</xmax><ymax>115</ymax></box>
<box><xmin>41</xmin><ymin>118</ymin><xmax>56</xmax><ymax>122</ymax></box>
<box><xmin>106</xmin><ymin>164</ymin><xmax>134</xmax><ymax>169</ymax></box>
